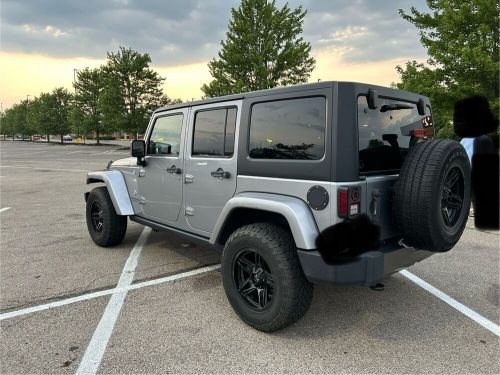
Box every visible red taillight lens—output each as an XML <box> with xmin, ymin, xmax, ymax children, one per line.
<box><xmin>338</xmin><ymin>188</ymin><xmax>348</xmax><ymax>218</ymax></box>
<box><xmin>338</xmin><ymin>186</ymin><xmax>361</xmax><ymax>218</ymax></box>
<box><xmin>412</xmin><ymin>129</ymin><xmax>426</xmax><ymax>138</ymax></box>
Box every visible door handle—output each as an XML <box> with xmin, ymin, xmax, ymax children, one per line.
<box><xmin>135</xmin><ymin>168</ymin><xmax>146</xmax><ymax>177</ymax></box>
<box><xmin>166</xmin><ymin>165</ymin><xmax>182</xmax><ymax>175</ymax></box>
<box><xmin>211</xmin><ymin>168</ymin><xmax>231</xmax><ymax>179</ymax></box>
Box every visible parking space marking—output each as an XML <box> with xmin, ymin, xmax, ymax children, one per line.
<box><xmin>0</xmin><ymin>207</ymin><xmax>11</xmax><ymax>213</ymax></box>
<box><xmin>400</xmin><ymin>270</ymin><xmax>500</xmax><ymax>336</ymax></box>
<box><xmin>0</xmin><ymin>264</ymin><xmax>221</xmax><ymax>322</ymax></box>
<box><xmin>0</xmin><ymin>165</ymin><xmax>88</xmax><ymax>173</ymax></box>
<box><xmin>76</xmin><ymin>227</ymin><xmax>151</xmax><ymax>375</ymax></box>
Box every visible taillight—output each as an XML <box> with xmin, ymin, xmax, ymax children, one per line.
<box><xmin>338</xmin><ymin>188</ymin><xmax>348</xmax><ymax>218</ymax></box>
<box><xmin>338</xmin><ymin>186</ymin><xmax>361</xmax><ymax>219</ymax></box>
<box><xmin>412</xmin><ymin>127</ymin><xmax>434</xmax><ymax>138</ymax></box>
<box><xmin>412</xmin><ymin>129</ymin><xmax>426</xmax><ymax>138</ymax></box>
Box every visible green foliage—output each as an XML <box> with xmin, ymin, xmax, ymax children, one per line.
<box><xmin>201</xmin><ymin>0</ymin><xmax>315</xmax><ymax>97</ymax></box>
<box><xmin>394</xmin><ymin>0</ymin><xmax>499</xmax><ymax>138</ymax></box>
<box><xmin>100</xmin><ymin>46</ymin><xmax>168</xmax><ymax>135</ymax></box>
<box><xmin>73</xmin><ymin>67</ymin><xmax>104</xmax><ymax>141</ymax></box>
<box><xmin>2</xmin><ymin>100</ymin><xmax>33</xmax><ymax>138</ymax></box>
<box><xmin>50</xmin><ymin>87</ymin><xmax>73</xmax><ymax>142</ymax></box>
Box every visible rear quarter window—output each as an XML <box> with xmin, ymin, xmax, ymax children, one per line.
<box><xmin>358</xmin><ymin>96</ymin><xmax>432</xmax><ymax>174</ymax></box>
<box><xmin>249</xmin><ymin>97</ymin><xmax>326</xmax><ymax>160</ymax></box>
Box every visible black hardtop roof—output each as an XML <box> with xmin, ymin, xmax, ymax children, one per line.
<box><xmin>155</xmin><ymin>81</ymin><xmax>427</xmax><ymax>113</ymax></box>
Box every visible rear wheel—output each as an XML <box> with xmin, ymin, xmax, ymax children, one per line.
<box><xmin>86</xmin><ymin>186</ymin><xmax>127</xmax><ymax>246</ymax></box>
<box><xmin>394</xmin><ymin>139</ymin><xmax>470</xmax><ymax>251</ymax></box>
<box><xmin>222</xmin><ymin>223</ymin><xmax>313</xmax><ymax>332</ymax></box>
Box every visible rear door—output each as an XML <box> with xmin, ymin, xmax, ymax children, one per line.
<box><xmin>357</xmin><ymin>94</ymin><xmax>433</xmax><ymax>239</ymax></box>
<box><xmin>137</xmin><ymin>109</ymin><xmax>188</xmax><ymax>224</ymax></box>
<box><xmin>183</xmin><ymin>101</ymin><xmax>240</xmax><ymax>234</ymax></box>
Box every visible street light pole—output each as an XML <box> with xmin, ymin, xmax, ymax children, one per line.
<box><xmin>24</xmin><ymin>95</ymin><xmax>31</xmax><ymax>141</ymax></box>
<box><xmin>73</xmin><ymin>68</ymin><xmax>79</xmax><ymax>139</ymax></box>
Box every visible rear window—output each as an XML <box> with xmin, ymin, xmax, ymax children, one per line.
<box><xmin>249</xmin><ymin>97</ymin><xmax>326</xmax><ymax>160</ymax></box>
<box><xmin>358</xmin><ymin>96</ymin><xmax>431</xmax><ymax>174</ymax></box>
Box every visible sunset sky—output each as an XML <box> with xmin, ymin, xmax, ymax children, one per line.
<box><xmin>0</xmin><ymin>0</ymin><xmax>429</xmax><ymax>110</ymax></box>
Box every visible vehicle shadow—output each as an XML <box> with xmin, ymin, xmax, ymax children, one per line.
<box><xmin>272</xmin><ymin>274</ymin><xmax>458</xmax><ymax>341</ymax></box>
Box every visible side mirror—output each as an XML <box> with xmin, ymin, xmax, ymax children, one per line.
<box><xmin>131</xmin><ymin>139</ymin><xmax>146</xmax><ymax>166</ymax></box>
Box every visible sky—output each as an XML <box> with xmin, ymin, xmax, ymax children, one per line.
<box><xmin>0</xmin><ymin>0</ymin><xmax>430</xmax><ymax>109</ymax></box>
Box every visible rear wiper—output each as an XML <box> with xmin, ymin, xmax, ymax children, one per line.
<box><xmin>380</xmin><ymin>104</ymin><xmax>414</xmax><ymax>112</ymax></box>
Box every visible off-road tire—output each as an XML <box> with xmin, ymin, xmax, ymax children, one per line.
<box><xmin>86</xmin><ymin>186</ymin><xmax>127</xmax><ymax>247</ymax></box>
<box><xmin>394</xmin><ymin>139</ymin><xmax>470</xmax><ymax>252</ymax></box>
<box><xmin>222</xmin><ymin>223</ymin><xmax>313</xmax><ymax>332</ymax></box>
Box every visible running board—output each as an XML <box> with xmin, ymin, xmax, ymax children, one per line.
<box><xmin>129</xmin><ymin>216</ymin><xmax>221</xmax><ymax>250</ymax></box>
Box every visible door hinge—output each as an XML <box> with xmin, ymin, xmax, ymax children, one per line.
<box><xmin>185</xmin><ymin>206</ymin><xmax>194</xmax><ymax>216</ymax></box>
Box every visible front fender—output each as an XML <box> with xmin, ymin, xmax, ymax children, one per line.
<box><xmin>210</xmin><ymin>192</ymin><xmax>319</xmax><ymax>250</ymax></box>
<box><xmin>86</xmin><ymin>170</ymin><xmax>134</xmax><ymax>215</ymax></box>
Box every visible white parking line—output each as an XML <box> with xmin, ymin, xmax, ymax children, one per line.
<box><xmin>0</xmin><ymin>264</ymin><xmax>221</xmax><ymax>322</ymax></box>
<box><xmin>400</xmin><ymin>270</ymin><xmax>500</xmax><ymax>336</ymax></box>
<box><xmin>76</xmin><ymin>227</ymin><xmax>151</xmax><ymax>374</ymax></box>
<box><xmin>0</xmin><ymin>165</ymin><xmax>88</xmax><ymax>173</ymax></box>
<box><xmin>0</xmin><ymin>207</ymin><xmax>11</xmax><ymax>213</ymax></box>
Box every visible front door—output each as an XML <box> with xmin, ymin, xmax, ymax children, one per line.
<box><xmin>137</xmin><ymin>109</ymin><xmax>187</xmax><ymax>224</ymax></box>
<box><xmin>184</xmin><ymin>101</ymin><xmax>240</xmax><ymax>234</ymax></box>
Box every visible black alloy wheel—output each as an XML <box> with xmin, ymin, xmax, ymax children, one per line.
<box><xmin>441</xmin><ymin>167</ymin><xmax>465</xmax><ymax>227</ymax></box>
<box><xmin>90</xmin><ymin>201</ymin><xmax>104</xmax><ymax>232</ymax></box>
<box><xmin>233</xmin><ymin>249</ymin><xmax>274</xmax><ymax>310</ymax></box>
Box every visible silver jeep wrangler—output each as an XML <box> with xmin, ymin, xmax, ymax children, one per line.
<box><xmin>85</xmin><ymin>81</ymin><xmax>470</xmax><ymax>331</ymax></box>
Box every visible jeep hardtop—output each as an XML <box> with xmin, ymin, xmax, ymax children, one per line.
<box><xmin>85</xmin><ymin>81</ymin><xmax>470</xmax><ymax>331</ymax></box>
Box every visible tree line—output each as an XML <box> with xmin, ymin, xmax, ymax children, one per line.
<box><xmin>0</xmin><ymin>47</ymin><xmax>180</xmax><ymax>144</ymax></box>
<box><xmin>1</xmin><ymin>0</ymin><xmax>497</xmax><ymax>143</ymax></box>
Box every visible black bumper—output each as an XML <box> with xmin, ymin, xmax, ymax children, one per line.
<box><xmin>297</xmin><ymin>242</ymin><xmax>433</xmax><ymax>286</ymax></box>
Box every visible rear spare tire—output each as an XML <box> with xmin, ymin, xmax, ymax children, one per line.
<box><xmin>394</xmin><ymin>139</ymin><xmax>470</xmax><ymax>252</ymax></box>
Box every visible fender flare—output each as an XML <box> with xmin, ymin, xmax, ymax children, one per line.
<box><xmin>210</xmin><ymin>192</ymin><xmax>319</xmax><ymax>250</ymax></box>
<box><xmin>86</xmin><ymin>170</ymin><xmax>134</xmax><ymax>215</ymax></box>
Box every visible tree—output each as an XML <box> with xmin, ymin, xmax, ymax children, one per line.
<box><xmin>394</xmin><ymin>0</ymin><xmax>499</xmax><ymax>138</ymax></box>
<box><xmin>4</xmin><ymin>101</ymin><xmax>33</xmax><ymax>140</ymax></box>
<box><xmin>201</xmin><ymin>0</ymin><xmax>315</xmax><ymax>97</ymax></box>
<box><xmin>73</xmin><ymin>67</ymin><xmax>104</xmax><ymax>143</ymax></box>
<box><xmin>0</xmin><ymin>109</ymin><xmax>15</xmax><ymax>140</ymax></box>
<box><xmin>100</xmin><ymin>46</ymin><xmax>169</xmax><ymax>136</ymax></box>
<box><xmin>48</xmin><ymin>88</ymin><xmax>73</xmax><ymax>143</ymax></box>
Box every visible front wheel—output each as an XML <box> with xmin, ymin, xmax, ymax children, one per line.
<box><xmin>86</xmin><ymin>186</ymin><xmax>127</xmax><ymax>247</ymax></box>
<box><xmin>222</xmin><ymin>223</ymin><xmax>313</xmax><ymax>332</ymax></box>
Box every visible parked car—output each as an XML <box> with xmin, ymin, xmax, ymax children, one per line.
<box><xmin>84</xmin><ymin>81</ymin><xmax>470</xmax><ymax>331</ymax></box>
<box><xmin>63</xmin><ymin>135</ymin><xmax>73</xmax><ymax>142</ymax></box>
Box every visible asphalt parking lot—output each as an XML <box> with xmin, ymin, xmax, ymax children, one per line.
<box><xmin>0</xmin><ymin>140</ymin><xmax>498</xmax><ymax>374</ymax></box>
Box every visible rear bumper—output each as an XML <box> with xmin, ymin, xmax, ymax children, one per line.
<box><xmin>297</xmin><ymin>241</ymin><xmax>433</xmax><ymax>286</ymax></box>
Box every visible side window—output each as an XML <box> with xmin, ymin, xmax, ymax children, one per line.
<box><xmin>192</xmin><ymin>107</ymin><xmax>237</xmax><ymax>157</ymax></box>
<box><xmin>148</xmin><ymin>114</ymin><xmax>183</xmax><ymax>156</ymax></box>
<box><xmin>249</xmin><ymin>97</ymin><xmax>326</xmax><ymax>160</ymax></box>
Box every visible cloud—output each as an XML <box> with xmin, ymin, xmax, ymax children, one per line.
<box><xmin>1</xmin><ymin>0</ymin><xmax>428</xmax><ymax>67</ymax></box>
